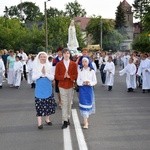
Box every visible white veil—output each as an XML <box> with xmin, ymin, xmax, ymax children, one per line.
<box><xmin>33</xmin><ymin>51</ymin><xmax>51</xmax><ymax>73</ymax></box>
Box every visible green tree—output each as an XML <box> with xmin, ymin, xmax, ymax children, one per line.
<box><xmin>132</xmin><ymin>32</ymin><xmax>150</xmax><ymax>52</ymax></box>
<box><xmin>65</xmin><ymin>0</ymin><xmax>86</xmax><ymax>18</ymax></box>
<box><xmin>6</xmin><ymin>2</ymin><xmax>42</xmax><ymax>22</ymax></box>
<box><xmin>86</xmin><ymin>17</ymin><xmax>124</xmax><ymax>51</ymax></box>
<box><xmin>0</xmin><ymin>17</ymin><xmax>25</xmax><ymax>49</ymax></box>
<box><xmin>132</xmin><ymin>0</ymin><xmax>150</xmax><ymax>31</ymax></box>
<box><xmin>133</xmin><ymin>0</ymin><xmax>150</xmax><ymax>21</ymax></box>
<box><xmin>143</xmin><ymin>5</ymin><xmax>150</xmax><ymax>31</ymax></box>
<box><xmin>47</xmin><ymin>7</ymin><xmax>65</xmax><ymax>18</ymax></box>
<box><xmin>0</xmin><ymin>17</ymin><xmax>45</xmax><ymax>53</ymax></box>
<box><xmin>115</xmin><ymin>2</ymin><xmax>126</xmax><ymax>35</ymax></box>
<box><xmin>103</xmin><ymin>30</ymin><xmax>124</xmax><ymax>51</ymax></box>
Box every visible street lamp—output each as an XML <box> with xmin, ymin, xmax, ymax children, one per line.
<box><xmin>44</xmin><ymin>0</ymin><xmax>50</xmax><ymax>53</ymax></box>
<box><xmin>100</xmin><ymin>17</ymin><xmax>103</xmax><ymax>50</ymax></box>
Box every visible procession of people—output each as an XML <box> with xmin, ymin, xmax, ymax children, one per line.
<box><xmin>0</xmin><ymin>47</ymin><xmax>150</xmax><ymax>130</ymax></box>
<box><xmin>0</xmin><ymin>19</ymin><xmax>150</xmax><ymax>130</ymax></box>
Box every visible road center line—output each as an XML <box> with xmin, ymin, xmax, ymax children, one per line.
<box><xmin>63</xmin><ymin>126</ymin><xmax>73</xmax><ymax>150</ymax></box>
<box><xmin>72</xmin><ymin>109</ymin><xmax>88</xmax><ymax>150</ymax></box>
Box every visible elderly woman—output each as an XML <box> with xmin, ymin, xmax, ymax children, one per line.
<box><xmin>32</xmin><ymin>52</ymin><xmax>56</xmax><ymax>129</ymax></box>
<box><xmin>77</xmin><ymin>57</ymin><xmax>97</xmax><ymax>129</ymax></box>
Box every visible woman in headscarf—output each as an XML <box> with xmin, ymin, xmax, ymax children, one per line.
<box><xmin>32</xmin><ymin>51</ymin><xmax>56</xmax><ymax>129</ymax></box>
<box><xmin>77</xmin><ymin>57</ymin><xmax>97</xmax><ymax>129</ymax></box>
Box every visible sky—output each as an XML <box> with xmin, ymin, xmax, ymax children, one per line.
<box><xmin>0</xmin><ymin>0</ymin><xmax>135</xmax><ymax>20</ymax></box>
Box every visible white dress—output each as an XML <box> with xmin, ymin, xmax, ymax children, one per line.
<box><xmin>13</xmin><ymin>61</ymin><xmax>23</xmax><ymax>86</ymax></box>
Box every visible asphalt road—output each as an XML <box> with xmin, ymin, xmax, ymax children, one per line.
<box><xmin>0</xmin><ymin>67</ymin><xmax>150</xmax><ymax>150</ymax></box>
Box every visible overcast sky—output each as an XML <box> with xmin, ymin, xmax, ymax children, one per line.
<box><xmin>0</xmin><ymin>0</ymin><xmax>135</xmax><ymax>19</ymax></box>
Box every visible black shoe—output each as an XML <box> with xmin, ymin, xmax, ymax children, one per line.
<box><xmin>142</xmin><ymin>89</ymin><xmax>145</xmax><ymax>93</ymax></box>
<box><xmin>33</xmin><ymin>83</ymin><xmax>36</xmax><ymax>88</ymax></box>
<box><xmin>127</xmin><ymin>88</ymin><xmax>131</xmax><ymax>92</ymax></box>
<box><xmin>15</xmin><ymin>86</ymin><xmax>19</xmax><ymax>89</ymax></box>
<box><xmin>0</xmin><ymin>86</ymin><xmax>2</xmax><ymax>89</ymax></box>
<box><xmin>130</xmin><ymin>88</ymin><xmax>134</xmax><ymax>92</ymax></box>
<box><xmin>61</xmin><ymin>121</ymin><xmax>68</xmax><ymax>129</ymax></box>
<box><xmin>67</xmin><ymin>119</ymin><xmax>70</xmax><ymax>126</ymax></box>
<box><xmin>45</xmin><ymin>121</ymin><xmax>52</xmax><ymax>126</ymax></box>
<box><xmin>31</xmin><ymin>83</ymin><xmax>36</xmax><ymax>88</ymax></box>
<box><xmin>38</xmin><ymin>125</ymin><xmax>43</xmax><ymax>129</ymax></box>
<box><xmin>31</xmin><ymin>83</ymin><xmax>34</xmax><ymax>88</ymax></box>
<box><xmin>108</xmin><ymin>86</ymin><xmax>112</xmax><ymax>91</ymax></box>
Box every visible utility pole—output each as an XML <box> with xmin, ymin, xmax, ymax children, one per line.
<box><xmin>20</xmin><ymin>0</ymin><xmax>23</xmax><ymax>21</ymax></box>
<box><xmin>100</xmin><ymin>18</ymin><xmax>103</xmax><ymax>50</ymax></box>
<box><xmin>44</xmin><ymin>1</ymin><xmax>48</xmax><ymax>53</ymax></box>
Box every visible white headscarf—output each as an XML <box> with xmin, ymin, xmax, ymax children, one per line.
<box><xmin>33</xmin><ymin>51</ymin><xmax>51</xmax><ymax>73</ymax></box>
<box><xmin>82</xmin><ymin>57</ymin><xmax>89</xmax><ymax>64</ymax></box>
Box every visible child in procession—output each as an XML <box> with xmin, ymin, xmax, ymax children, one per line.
<box><xmin>77</xmin><ymin>57</ymin><xmax>97</xmax><ymax>129</ymax></box>
<box><xmin>13</xmin><ymin>56</ymin><xmax>23</xmax><ymax>88</ymax></box>
<box><xmin>119</xmin><ymin>58</ymin><xmax>137</xmax><ymax>92</ymax></box>
<box><xmin>103</xmin><ymin>56</ymin><xmax>115</xmax><ymax>91</ymax></box>
<box><xmin>0</xmin><ymin>55</ymin><xmax>5</xmax><ymax>88</ymax></box>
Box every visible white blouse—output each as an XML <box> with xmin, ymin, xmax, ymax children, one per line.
<box><xmin>77</xmin><ymin>67</ymin><xmax>97</xmax><ymax>86</ymax></box>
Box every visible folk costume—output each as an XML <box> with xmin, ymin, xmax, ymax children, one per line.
<box><xmin>32</xmin><ymin>52</ymin><xmax>56</xmax><ymax>118</ymax></box>
<box><xmin>77</xmin><ymin>57</ymin><xmax>97</xmax><ymax>119</ymax></box>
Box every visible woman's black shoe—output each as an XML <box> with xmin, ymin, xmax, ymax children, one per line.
<box><xmin>38</xmin><ymin>125</ymin><xmax>43</xmax><ymax>129</ymax></box>
<box><xmin>61</xmin><ymin>121</ymin><xmax>68</xmax><ymax>129</ymax></box>
<box><xmin>142</xmin><ymin>89</ymin><xmax>145</xmax><ymax>93</ymax></box>
<box><xmin>45</xmin><ymin>121</ymin><xmax>52</xmax><ymax>126</ymax></box>
<box><xmin>67</xmin><ymin>119</ymin><xmax>70</xmax><ymax>125</ymax></box>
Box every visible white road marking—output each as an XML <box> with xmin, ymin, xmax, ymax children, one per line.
<box><xmin>72</xmin><ymin>109</ymin><xmax>88</xmax><ymax>150</ymax></box>
<box><xmin>63</xmin><ymin>126</ymin><xmax>73</xmax><ymax>150</ymax></box>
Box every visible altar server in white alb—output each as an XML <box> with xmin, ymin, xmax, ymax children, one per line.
<box><xmin>13</xmin><ymin>56</ymin><xmax>23</xmax><ymax>88</ymax></box>
<box><xmin>119</xmin><ymin>58</ymin><xmax>137</xmax><ymax>92</ymax></box>
<box><xmin>103</xmin><ymin>56</ymin><xmax>115</xmax><ymax>91</ymax></box>
<box><xmin>103</xmin><ymin>55</ymin><xmax>115</xmax><ymax>91</ymax></box>
<box><xmin>77</xmin><ymin>57</ymin><xmax>97</xmax><ymax>129</ymax></box>
<box><xmin>0</xmin><ymin>55</ymin><xmax>5</xmax><ymax>89</ymax></box>
<box><xmin>121</xmin><ymin>52</ymin><xmax>130</xmax><ymax>68</ymax></box>
<box><xmin>137</xmin><ymin>53</ymin><xmax>150</xmax><ymax>93</ymax></box>
<box><xmin>27</xmin><ymin>55</ymin><xmax>35</xmax><ymax>88</ymax></box>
